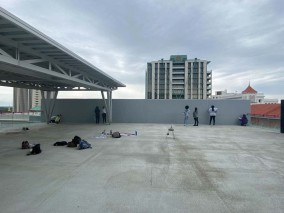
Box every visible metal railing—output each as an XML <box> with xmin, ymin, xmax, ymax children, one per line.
<box><xmin>0</xmin><ymin>112</ymin><xmax>42</xmax><ymax>129</ymax></box>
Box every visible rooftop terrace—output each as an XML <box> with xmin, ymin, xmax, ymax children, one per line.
<box><xmin>0</xmin><ymin>123</ymin><xmax>284</xmax><ymax>213</ymax></box>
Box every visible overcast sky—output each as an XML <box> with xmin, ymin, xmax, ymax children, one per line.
<box><xmin>0</xmin><ymin>0</ymin><xmax>283</xmax><ymax>106</ymax></box>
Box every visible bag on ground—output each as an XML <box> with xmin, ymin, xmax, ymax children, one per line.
<box><xmin>27</xmin><ymin>144</ymin><xmax>41</xmax><ymax>155</ymax></box>
<box><xmin>79</xmin><ymin>140</ymin><xmax>92</xmax><ymax>150</ymax></box>
<box><xmin>72</xmin><ymin>136</ymin><xmax>81</xmax><ymax>145</ymax></box>
<box><xmin>22</xmin><ymin>141</ymin><xmax>29</xmax><ymax>149</ymax></box>
<box><xmin>67</xmin><ymin>141</ymin><xmax>77</xmax><ymax>147</ymax></box>
<box><xmin>53</xmin><ymin>141</ymin><xmax>68</xmax><ymax>146</ymax></box>
<box><xmin>112</xmin><ymin>132</ymin><xmax>121</xmax><ymax>138</ymax></box>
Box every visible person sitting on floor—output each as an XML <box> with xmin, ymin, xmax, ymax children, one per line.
<box><xmin>239</xmin><ymin>114</ymin><xmax>248</xmax><ymax>126</ymax></box>
<box><xmin>49</xmin><ymin>114</ymin><xmax>62</xmax><ymax>124</ymax></box>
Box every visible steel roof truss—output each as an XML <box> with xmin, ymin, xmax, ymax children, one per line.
<box><xmin>17</xmin><ymin>44</ymin><xmax>108</xmax><ymax>87</ymax></box>
<box><xmin>0</xmin><ymin>54</ymin><xmax>111</xmax><ymax>91</ymax></box>
<box><xmin>0</xmin><ymin>9</ymin><xmax>125</xmax><ymax>92</ymax></box>
<box><xmin>0</xmin><ymin>47</ymin><xmax>13</xmax><ymax>58</ymax></box>
<box><xmin>53</xmin><ymin>63</ymin><xmax>68</xmax><ymax>75</ymax></box>
<box><xmin>21</xmin><ymin>59</ymin><xmax>46</xmax><ymax>64</ymax></box>
<box><xmin>14</xmin><ymin>43</ymin><xmax>107</xmax><ymax>88</ymax></box>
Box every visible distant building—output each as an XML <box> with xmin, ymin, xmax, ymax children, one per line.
<box><xmin>251</xmin><ymin>104</ymin><xmax>280</xmax><ymax>118</ymax></box>
<box><xmin>0</xmin><ymin>106</ymin><xmax>11</xmax><ymax>113</ymax></box>
<box><xmin>13</xmin><ymin>88</ymin><xmax>32</xmax><ymax>112</ymax></box>
<box><xmin>212</xmin><ymin>84</ymin><xmax>278</xmax><ymax>104</ymax></box>
<box><xmin>250</xmin><ymin>103</ymin><xmax>280</xmax><ymax>129</ymax></box>
<box><xmin>13</xmin><ymin>88</ymin><xmax>47</xmax><ymax>112</ymax></box>
<box><xmin>145</xmin><ymin>55</ymin><xmax>212</xmax><ymax>99</ymax></box>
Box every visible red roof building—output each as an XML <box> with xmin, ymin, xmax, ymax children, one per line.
<box><xmin>242</xmin><ymin>84</ymin><xmax>257</xmax><ymax>94</ymax></box>
<box><xmin>212</xmin><ymin>83</ymin><xmax>278</xmax><ymax>104</ymax></box>
<box><xmin>251</xmin><ymin>104</ymin><xmax>280</xmax><ymax>118</ymax></box>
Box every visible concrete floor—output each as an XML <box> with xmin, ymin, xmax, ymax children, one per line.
<box><xmin>0</xmin><ymin>123</ymin><xmax>284</xmax><ymax>213</ymax></box>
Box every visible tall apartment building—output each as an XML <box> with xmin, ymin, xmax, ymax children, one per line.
<box><xmin>145</xmin><ymin>55</ymin><xmax>212</xmax><ymax>99</ymax></box>
<box><xmin>13</xmin><ymin>88</ymin><xmax>42</xmax><ymax>112</ymax></box>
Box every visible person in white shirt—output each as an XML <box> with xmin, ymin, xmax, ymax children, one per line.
<box><xmin>209</xmin><ymin>105</ymin><xmax>218</xmax><ymax>125</ymax></box>
<box><xmin>184</xmin><ymin>105</ymin><xmax>190</xmax><ymax>126</ymax></box>
<box><xmin>102</xmin><ymin>106</ymin><xmax>107</xmax><ymax>124</ymax></box>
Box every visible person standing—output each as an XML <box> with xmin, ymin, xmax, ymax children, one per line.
<box><xmin>102</xmin><ymin>106</ymin><xmax>107</xmax><ymax>124</ymax></box>
<box><xmin>209</xmin><ymin>105</ymin><xmax>218</xmax><ymax>125</ymax></box>
<box><xmin>184</xmin><ymin>105</ymin><xmax>190</xmax><ymax>126</ymax></box>
<box><xmin>193</xmin><ymin>107</ymin><xmax>199</xmax><ymax>126</ymax></box>
<box><xmin>95</xmin><ymin>106</ymin><xmax>100</xmax><ymax>124</ymax></box>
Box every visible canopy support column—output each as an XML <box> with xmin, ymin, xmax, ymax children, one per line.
<box><xmin>41</xmin><ymin>90</ymin><xmax>58</xmax><ymax>123</ymax></box>
<box><xmin>281</xmin><ymin>100</ymin><xmax>284</xmax><ymax>133</ymax></box>
<box><xmin>101</xmin><ymin>90</ymin><xmax>112</xmax><ymax>124</ymax></box>
<box><xmin>107</xmin><ymin>90</ymin><xmax>112</xmax><ymax>123</ymax></box>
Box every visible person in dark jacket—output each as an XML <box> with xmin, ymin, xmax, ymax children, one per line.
<box><xmin>193</xmin><ymin>107</ymin><xmax>199</xmax><ymax>126</ymax></box>
<box><xmin>239</xmin><ymin>114</ymin><xmax>248</xmax><ymax>126</ymax></box>
<box><xmin>95</xmin><ymin>106</ymin><xmax>100</xmax><ymax>124</ymax></box>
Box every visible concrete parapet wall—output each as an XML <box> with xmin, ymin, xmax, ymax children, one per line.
<box><xmin>42</xmin><ymin>99</ymin><xmax>250</xmax><ymax>125</ymax></box>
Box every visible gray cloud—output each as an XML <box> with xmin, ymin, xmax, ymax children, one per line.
<box><xmin>0</xmin><ymin>0</ymin><xmax>283</xmax><ymax>105</ymax></box>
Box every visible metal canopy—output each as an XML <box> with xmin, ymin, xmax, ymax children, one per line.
<box><xmin>0</xmin><ymin>7</ymin><xmax>125</xmax><ymax>92</ymax></box>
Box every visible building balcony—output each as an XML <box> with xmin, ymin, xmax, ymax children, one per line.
<box><xmin>172</xmin><ymin>87</ymin><xmax>185</xmax><ymax>89</ymax></box>
<box><xmin>172</xmin><ymin>82</ymin><xmax>185</xmax><ymax>85</ymax></box>
<box><xmin>172</xmin><ymin>76</ymin><xmax>185</xmax><ymax>80</ymax></box>
<box><xmin>172</xmin><ymin>65</ymin><xmax>185</xmax><ymax>68</ymax></box>
<box><xmin>172</xmin><ymin>71</ymin><xmax>184</xmax><ymax>74</ymax></box>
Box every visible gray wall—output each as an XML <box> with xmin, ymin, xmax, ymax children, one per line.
<box><xmin>42</xmin><ymin>99</ymin><xmax>250</xmax><ymax>125</ymax></box>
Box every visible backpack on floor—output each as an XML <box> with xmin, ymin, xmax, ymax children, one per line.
<box><xmin>79</xmin><ymin>140</ymin><xmax>92</xmax><ymax>150</ymax></box>
<box><xmin>22</xmin><ymin>141</ymin><xmax>29</xmax><ymax>149</ymax></box>
<box><xmin>29</xmin><ymin>144</ymin><xmax>41</xmax><ymax>155</ymax></box>
<box><xmin>67</xmin><ymin>141</ymin><xmax>77</xmax><ymax>147</ymax></box>
<box><xmin>72</xmin><ymin>136</ymin><xmax>81</xmax><ymax>145</ymax></box>
<box><xmin>112</xmin><ymin>132</ymin><xmax>121</xmax><ymax>138</ymax></box>
<box><xmin>53</xmin><ymin>141</ymin><xmax>68</xmax><ymax>146</ymax></box>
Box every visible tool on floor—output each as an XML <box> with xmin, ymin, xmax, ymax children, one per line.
<box><xmin>166</xmin><ymin>125</ymin><xmax>175</xmax><ymax>139</ymax></box>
